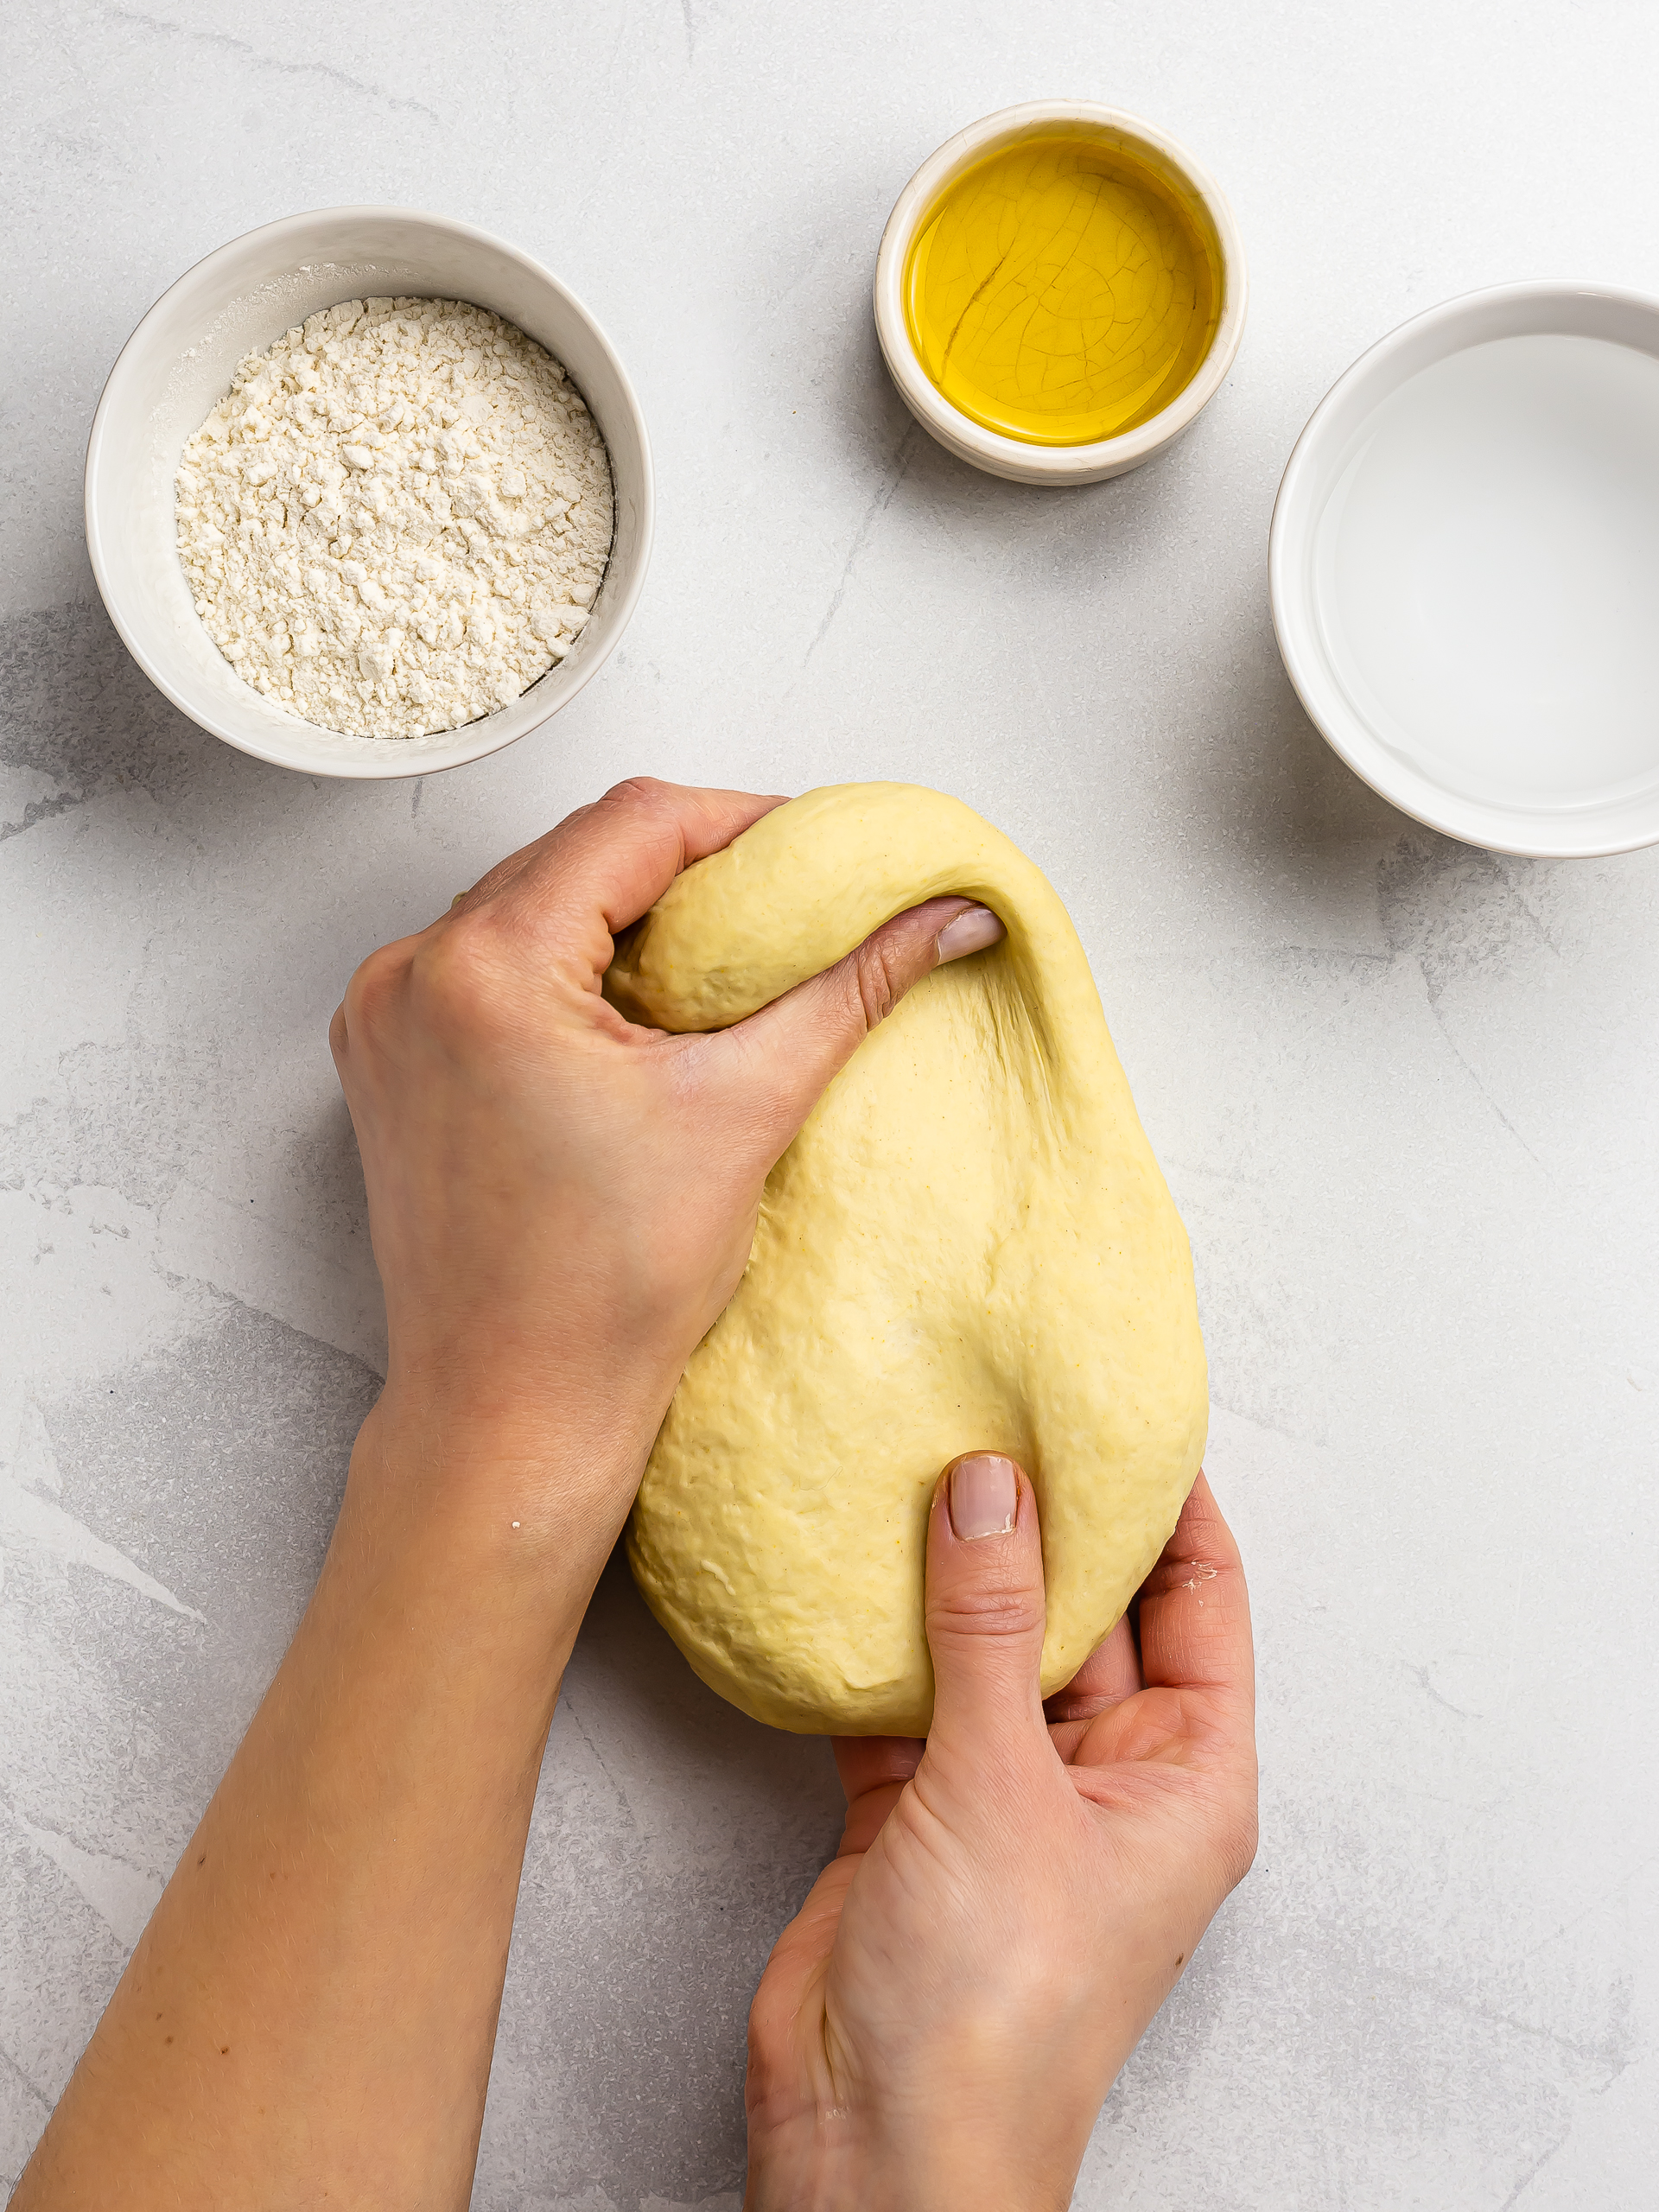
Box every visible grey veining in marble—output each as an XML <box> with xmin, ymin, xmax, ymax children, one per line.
<box><xmin>4</xmin><ymin>3</ymin><xmax>1659</xmax><ymax>2205</ymax></box>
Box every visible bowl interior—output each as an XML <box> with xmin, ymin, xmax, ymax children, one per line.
<box><xmin>1272</xmin><ymin>285</ymin><xmax>1659</xmax><ymax>855</ymax></box>
<box><xmin>86</xmin><ymin>208</ymin><xmax>650</xmax><ymax>779</ymax></box>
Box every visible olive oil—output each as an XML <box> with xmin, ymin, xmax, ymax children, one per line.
<box><xmin>904</xmin><ymin>130</ymin><xmax>1224</xmax><ymax>447</ymax></box>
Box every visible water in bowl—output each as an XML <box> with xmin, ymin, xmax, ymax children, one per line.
<box><xmin>1314</xmin><ymin>333</ymin><xmax>1659</xmax><ymax>815</ymax></box>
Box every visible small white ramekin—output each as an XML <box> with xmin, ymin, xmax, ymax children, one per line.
<box><xmin>85</xmin><ymin>206</ymin><xmax>652</xmax><ymax>780</ymax></box>
<box><xmin>874</xmin><ymin>102</ymin><xmax>1247</xmax><ymax>486</ymax></box>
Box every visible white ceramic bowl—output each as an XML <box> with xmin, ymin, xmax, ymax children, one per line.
<box><xmin>1270</xmin><ymin>283</ymin><xmax>1659</xmax><ymax>857</ymax></box>
<box><xmin>85</xmin><ymin>206</ymin><xmax>652</xmax><ymax>779</ymax></box>
<box><xmin>874</xmin><ymin>102</ymin><xmax>1247</xmax><ymax>486</ymax></box>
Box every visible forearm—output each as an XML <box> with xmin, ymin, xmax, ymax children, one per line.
<box><xmin>13</xmin><ymin>1394</ymin><xmax>647</xmax><ymax>2212</ymax></box>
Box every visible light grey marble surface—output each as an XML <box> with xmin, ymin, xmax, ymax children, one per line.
<box><xmin>5</xmin><ymin>2</ymin><xmax>1659</xmax><ymax>2204</ymax></box>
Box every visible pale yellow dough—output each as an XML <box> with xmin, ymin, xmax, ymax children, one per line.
<box><xmin>608</xmin><ymin>784</ymin><xmax>1207</xmax><ymax>1736</ymax></box>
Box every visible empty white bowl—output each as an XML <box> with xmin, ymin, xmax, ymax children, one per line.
<box><xmin>85</xmin><ymin>206</ymin><xmax>652</xmax><ymax>780</ymax></box>
<box><xmin>1270</xmin><ymin>282</ymin><xmax>1659</xmax><ymax>856</ymax></box>
<box><xmin>873</xmin><ymin>102</ymin><xmax>1247</xmax><ymax>486</ymax></box>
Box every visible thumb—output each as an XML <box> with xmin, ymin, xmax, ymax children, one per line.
<box><xmin>924</xmin><ymin>1453</ymin><xmax>1050</xmax><ymax>1750</ymax></box>
<box><xmin>715</xmin><ymin>894</ymin><xmax>1003</xmax><ymax>1150</ymax></box>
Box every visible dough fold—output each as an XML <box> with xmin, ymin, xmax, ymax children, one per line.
<box><xmin>609</xmin><ymin>783</ymin><xmax>1207</xmax><ymax>1736</ymax></box>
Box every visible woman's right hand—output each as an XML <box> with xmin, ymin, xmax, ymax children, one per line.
<box><xmin>745</xmin><ymin>1459</ymin><xmax>1257</xmax><ymax>2212</ymax></box>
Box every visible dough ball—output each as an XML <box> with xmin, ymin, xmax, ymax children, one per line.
<box><xmin>608</xmin><ymin>784</ymin><xmax>1208</xmax><ymax>1736</ymax></box>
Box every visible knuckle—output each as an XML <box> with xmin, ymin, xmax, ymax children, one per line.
<box><xmin>345</xmin><ymin>912</ymin><xmax>522</xmax><ymax>1063</ymax></box>
<box><xmin>343</xmin><ymin>940</ymin><xmax>409</xmax><ymax>1041</ymax></box>
<box><xmin>927</xmin><ymin>1575</ymin><xmax>1045</xmax><ymax>1645</ymax></box>
<box><xmin>603</xmin><ymin>773</ymin><xmax>673</xmax><ymax>814</ymax></box>
<box><xmin>414</xmin><ymin>912</ymin><xmax>509</xmax><ymax>1021</ymax></box>
<box><xmin>849</xmin><ymin>935</ymin><xmax>904</xmax><ymax>1030</ymax></box>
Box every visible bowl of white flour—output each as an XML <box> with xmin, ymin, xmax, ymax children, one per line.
<box><xmin>85</xmin><ymin>207</ymin><xmax>652</xmax><ymax>779</ymax></box>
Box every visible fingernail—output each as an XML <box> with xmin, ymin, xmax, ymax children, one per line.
<box><xmin>947</xmin><ymin>1453</ymin><xmax>1019</xmax><ymax>1541</ymax></box>
<box><xmin>936</xmin><ymin>905</ymin><xmax>1004</xmax><ymax>963</ymax></box>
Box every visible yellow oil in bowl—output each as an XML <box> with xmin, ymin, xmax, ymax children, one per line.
<box><xmin>903</xmin><ymin>130</ymin><xmax>1224</xmax><ymax>448</ymax></box>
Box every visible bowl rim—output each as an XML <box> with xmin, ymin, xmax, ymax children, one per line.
<box><xmin>83</xmin><ymin>202</ymin><xmax>653</xmax><ymax>780</ymax></box>
<box><xmin>873</xmin><ymin>99</ymin><xmax>1249</xmax><ymax>483</ymax></box>
<box><xmin>1268</xmin><ymin>277</ymin><xmax>1659</xmax><ymax>859</ymax></box>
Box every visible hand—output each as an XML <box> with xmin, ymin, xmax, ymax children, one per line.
<box><xmin>745</xmin><ymin>1458</ymin><xmax>1257</xmax><ymax>2212</ymax></box>
<box><xmin>14</xmin><ymin>776</ymin><xmax>1007</xmax><ymax>2212</ymax></box>
<box><xmin>333</xmin><ymin>775</ymin><xmax>1003</xmax><ymax>1551</ymax></box>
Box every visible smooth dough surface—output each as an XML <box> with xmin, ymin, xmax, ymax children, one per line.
<box><xmin>608</xmin><ymin>784</ymin><xmax>1207</xmax><ymax>1736</ymax></box>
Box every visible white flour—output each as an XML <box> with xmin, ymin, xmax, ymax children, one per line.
<box><xmin>175</xmin><ymin>296</ymin><xmax>613</xmax><ymax>738</ymax></box>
